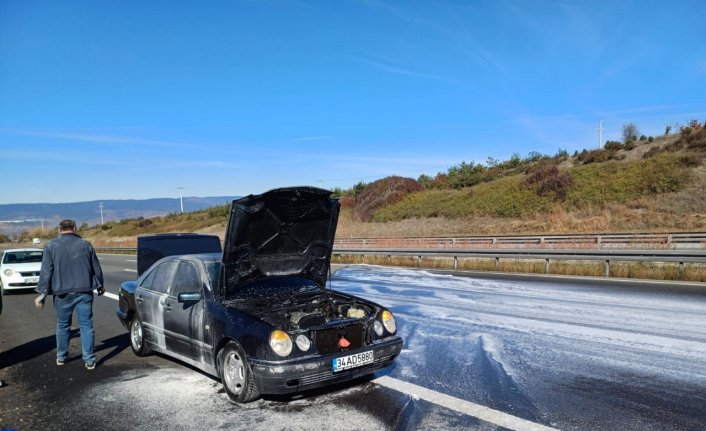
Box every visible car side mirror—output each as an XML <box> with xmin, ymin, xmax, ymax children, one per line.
<box><xmin>177</xmin><ymin>292</ymin><xmax>202</xmax><ymax>303</ymax></box>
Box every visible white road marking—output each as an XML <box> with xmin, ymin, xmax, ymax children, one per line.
<box><xmin>100</xmin><ymin>293</ymin><xmax>556</xmax><ymax>430</ymax></box>
<box><xmin>124</xmin><ymin>269</ymin><xmax>137</xmax><ymax>273</ymax></box>
<box><xmin>373</xmin><ymin>376</ymin><xmax>559</xmax><ymax>431</ymax></box>
<box><xmin>126</xmin><ymin>259</ymin><xmax>136</xmax><ymax>262</ymax></box>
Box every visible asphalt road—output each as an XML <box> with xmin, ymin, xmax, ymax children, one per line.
<box><xmin>1</xmin><ymin>255</ymin><xmax>705</xmax><ymax>430</ymax></box>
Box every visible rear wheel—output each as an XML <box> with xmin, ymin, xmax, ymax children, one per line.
<box><xmin>130</xmin><ymin>316</ymin><xmax>152</xmax><ymax>356</ymax></box>
<box><xmin>218</xmin><ymin>341</ymin><xmax>260</xmax><ymax>403</ymax></box>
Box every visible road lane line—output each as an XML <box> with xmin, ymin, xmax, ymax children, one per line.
<box><xmin>124</xmin><ymin>269</ymin><xmax>137</xmax><ymax>273</ymax></box>
<box><xmin>99</xmin><ymin>293</ymin><xmax>554</xmax><ymax>430</ymax></box>
<box><xmin>373</xmin><ymin>376</ymin><xmax>558</xmax><ymax>431</ymax></box>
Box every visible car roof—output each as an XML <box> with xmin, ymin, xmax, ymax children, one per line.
<box><xmin>161</xmin><ymin>252</ymin><xmax>222</xmax><ymax>263</ymax></box>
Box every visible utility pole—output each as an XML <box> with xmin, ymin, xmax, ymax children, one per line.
<box><xmin>177</xmin><ymin>187</ymin><xmax>185</xmax><ymax>214</ymax></box>
<box><xmin>598</xmin><ymin>120</ymin><xmax>604</xmax><ymax>148</ymax></box>
<box><xmin>98</xmin><ymin>202</ymin><xmax>105</xmax><ymax>225</ymax></box>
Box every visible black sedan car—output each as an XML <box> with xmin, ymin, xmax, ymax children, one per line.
<box><xmin>116</xmin><ymin>187</ymin><xmax>403</xmax><ymax>402</ymax></box>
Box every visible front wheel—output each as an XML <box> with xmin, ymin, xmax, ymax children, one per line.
<box><xmin>218</xmin><ymin>341</ymin><xmax>260</xmax><ymax>403</ymax></box>
<box><xmin>130</xmin><ymin>316</ymin><xmax>152</xmax><ymax>357</ymax></box>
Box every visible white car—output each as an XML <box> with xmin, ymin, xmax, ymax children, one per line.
<box><xmin>0</xmin><ymin>248</ymin><xmax>43</xmax><ymax>291</ymax></box>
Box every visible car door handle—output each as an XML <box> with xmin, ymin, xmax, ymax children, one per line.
<box><xmin>136</xmin><ymin>295</ymin><xmax>144</xmax><ymax>303</ymax></box>
<box><xmin>159</xmin><ymin>296</ymin><xmax>172</xmax><ymax>312</ymax></box>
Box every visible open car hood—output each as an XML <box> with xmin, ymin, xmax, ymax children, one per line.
<box><xmin>220</xmin><ymin>187</ymin><xmax>340</xmax><ymax>300</ymax></box>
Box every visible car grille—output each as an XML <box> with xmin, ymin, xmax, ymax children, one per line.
<box><xmin>299</xmin><ymin>354</ymin><xmax>396</xmax><ymax>386</ymax></box>
<box><xmin>314</xmin><ymin>324</ymin><xmax>366</xmax><ymax>355</ymax></box>
<box><xmin>19</xmin><ymin>271</ymin><xmax>40</xmax><ymax>277</ymax></box>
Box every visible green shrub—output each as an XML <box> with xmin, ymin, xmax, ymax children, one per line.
<box><xmin>578</xmin><ymin>148</ymin><xmax>612</xmax><ymax>164</ymax></box>
<box><xmin>207</xmin><ymin>204</ymin><xmax>230</xmax><ymax>218</ymax></box>
<box><xmin>604</xmin><ymin>141</ymin><xmax>624</xmax><ymax>151</ymax></box>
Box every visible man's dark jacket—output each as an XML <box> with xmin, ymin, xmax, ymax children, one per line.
<box><xmin>36</xmin><ymin>233</ymin><xmax>104</xmax><ymax>296</ymax></box>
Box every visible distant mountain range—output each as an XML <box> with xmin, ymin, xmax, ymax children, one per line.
<box><xmin>0</xmin><ymin>196</ymin><xmax>238</xmax><ymax>235</ymax></box>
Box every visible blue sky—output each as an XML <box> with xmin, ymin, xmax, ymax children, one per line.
<box><xmin>1</xmin><ymin>0</ymin><xmax>705</xmax><ymax>204</ymax></box>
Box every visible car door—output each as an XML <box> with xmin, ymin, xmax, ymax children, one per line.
<box><xmin>135</xmin><ymin>260</ymin><xmax>178</xmax><ymax>350</ymax></box>
<box><xmin>163</xmin><ymin>260</ymin><xmax>203</xmax><ymax>359</ymax></box>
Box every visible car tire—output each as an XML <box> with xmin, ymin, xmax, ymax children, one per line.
<box><xmin>218</xmin><ymin>341</ymin><xmax>260</xmax><ymax>403</ymax></box>
<box><xmin>130</xmin><ymin>316</ymin><xmax>152</xmax><ymax>357</ymax></box>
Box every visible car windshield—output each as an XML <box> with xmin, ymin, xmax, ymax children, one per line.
<box><xmin>204</xmin><ymin>260</ymin><xmax>222</xmax><ymax>290</ymax></box>
<box><xmin>3</xmin><ymin>251</ymin><xmax>43</xmax><ymax>264</ymax></box>
<box><xmin>229</xmin><ymin>275</ymin><xmax>322</xmax><ymax>302</ymax></box>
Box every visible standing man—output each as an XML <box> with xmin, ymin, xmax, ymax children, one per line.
<box><xmin>34</xmin><ymin>219</ymin><xmax>105</xmax><ymax>369</ymax></box>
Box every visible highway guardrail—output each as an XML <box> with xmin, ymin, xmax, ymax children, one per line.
<box><xmin>333</xmin><ymin>232</ymin><xmax>706</xmax><ymax>250</ymax></box>
<box><xmin>331</xmin><ymin>248</ymin><xmax>706</xmax><ymax>276</ymax></box>
<box><xmin>94</xmin><ymin>246</ymin><xmax>706</xmax><ymax>277</ymax></box>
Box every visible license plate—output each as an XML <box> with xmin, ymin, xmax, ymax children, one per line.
<box><xmin>26</xmin><ymin>277</ymin><xmax>39</xmax><ymax>284</ymax></box>
<box><xmin>332</xmin><ymin>350</ymin><xmax>374</xmax><ymax>372</ymax></box>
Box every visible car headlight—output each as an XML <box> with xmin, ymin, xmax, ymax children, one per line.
<box><xmin>295</xmin><ymin>334</ymin><xmax>311</xmax><ymax>352</ymax></box>
<box><xmin>3</xmin><ymin>268</ymin><xmax>16</xmax><ymax>277</ymax></box>
<box><xmin>269</xmin><ymin>329</ymin><xmax>293</xmax><ymax>357</ymax></box>
<box><xmin>381</xmin><ymin>310</ymin><xmax>396</xmax><ymax>334</ymax></box>
<box><xmin>373</xmin><ymin>320</ymin><xmax>384</xmax><ymax>336</ymax></box>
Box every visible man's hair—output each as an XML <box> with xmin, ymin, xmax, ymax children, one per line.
<box><xmin>59</xmin><ymin>219</ymin><xmax>77</xmax><ymax>231</ymax></box>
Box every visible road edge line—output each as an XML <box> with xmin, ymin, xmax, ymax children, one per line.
<box><xmin>373</xmin><ymin>376</ymin><xmax>559</xmax><ymax>431</ymax></box>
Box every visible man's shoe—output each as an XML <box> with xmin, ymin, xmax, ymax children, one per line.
<box><xmin>85</xmin><ymin>362</ymin><xmax>96</xmax><ymax>370</ymax></box>
<box><xmin>56</xmin><ymin>359</ymin><xmax>65</xmax><ymax>366</ymax></box>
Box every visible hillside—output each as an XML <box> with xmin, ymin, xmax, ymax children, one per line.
<box><xmin>6</xmin><ymin>120</ymin><xmax>706</xmax><ymax>244</ymax></box>
<box><xmin>337</xmin><ymin>124</ymin><xmax>706</xmax><ymax>237</ymax></box>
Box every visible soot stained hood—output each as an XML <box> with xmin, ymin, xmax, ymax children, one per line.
<box><xmin>221</xmin><ymin>187</ymin><xmax>340</xmax><ymax>299</ymax></box>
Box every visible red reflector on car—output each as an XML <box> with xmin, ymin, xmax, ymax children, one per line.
<box><xmin>338</xmin><ymin>337</ymin><xmax>351</xmax><ymax>348</ymax></box>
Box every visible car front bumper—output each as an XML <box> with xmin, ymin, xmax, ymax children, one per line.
<box><xmin>249</xmin><ymin>336</ymin><xmax>403</xmax><ymax>395</ymax></box>
<box><xmin>116</xmin><ymin>307</ymin><xmax>130</xmax><ymax>330</ymax></box>
<box><xmin>1</xmin><ymin>275</ymin><xmax>39</xmax><ymax>290</ymax></box>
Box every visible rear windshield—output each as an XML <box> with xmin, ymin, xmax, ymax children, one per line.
<box><xmin>137</xmin><ymin>235</ymin><xmax>222</xmax><ymax>276</ymax></box>
<box><xmin>3</xmin><ymin>251</ymin><xmax>43</xmax><ymax>264</ymax></box>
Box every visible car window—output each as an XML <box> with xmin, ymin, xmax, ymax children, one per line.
<box><xmin>139</xmin><ymin>261</ymin><xmax>177</xmax><ymax>294</ymax></box>
<box><xmin>3</xmin><ymin>251</ymin><xmax>42</xmax><ymax>264</ymax></box>
<box><xmin>171</xmin><ymin>261</ymin><xmax>201</xmax><ymax>296</ymax></box>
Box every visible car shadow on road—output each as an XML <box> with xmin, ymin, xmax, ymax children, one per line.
<box><xmin>95</xmin><ymin>333</ymin><xmax>130</xmax><ymax>366</ymax></box>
